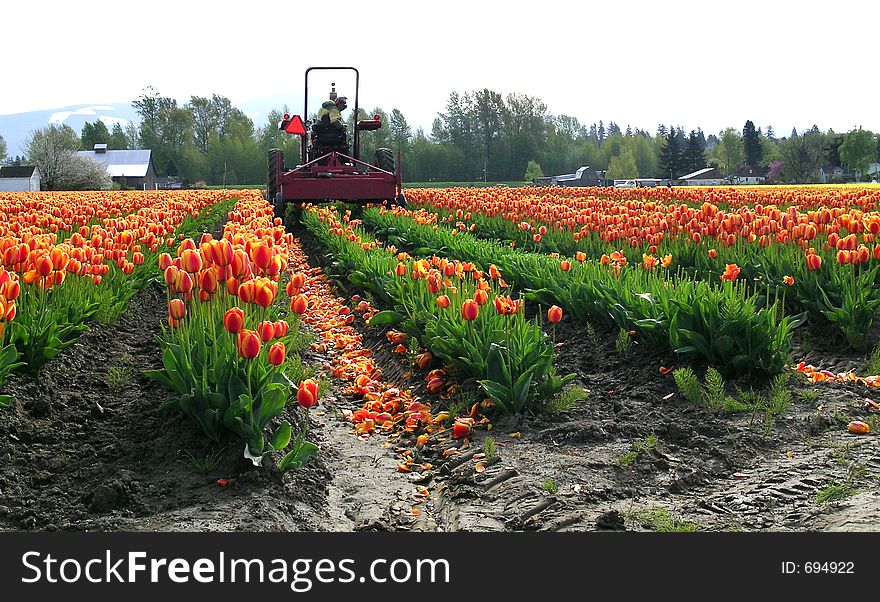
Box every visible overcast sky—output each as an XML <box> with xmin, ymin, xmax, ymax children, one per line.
<box><xmin>3</xmin><ymin>0</ymin><xmax>877</xmax><ymax>135</ymax></box>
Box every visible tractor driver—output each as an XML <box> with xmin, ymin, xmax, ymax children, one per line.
<box><xmin>317</xmin><ymin>95</ymin><xmax>348</xmax><ymax>134</ymax></box>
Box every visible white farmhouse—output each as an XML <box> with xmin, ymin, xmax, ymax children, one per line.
<box><xmin>0</xmin><ymin>165</ymin><xmax>41</xmax><ymax>191</ymax></box>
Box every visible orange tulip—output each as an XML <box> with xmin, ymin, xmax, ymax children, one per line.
<box><xmin>575</xmin><ymin>251</ymin><xmax>587</xmax><ymax>262</ymax></box>
<box><xmin>806</xmin><ymin>253</ymin><xmax>822</xmax><ymax>271</ymax></box>
<box><xmin>783</xmin><ymin>275</ymin><xmax>795</xmax><ymax>286</ymax></box>
<box><xmin>548</xmin><ymin>305</ymin><xmax>563</xmax><ymax>323</ymax></box>
<box><xmin>708</xmin><ymin>248</ymin><xmax>718</xmax><ymax>259</ymax></box>
<box><xmin>474</xmin><ymin>289</ymin><xmax>489</xmax><ymax>306</ymax></box>
<box><xmin>297</xmin><ymin>379</ymin><xmax>320</xmax><ymax>409</ymax></box>
<box><xmin>254</xmin><ymin>281</ymin><xmax>275</xmax><ymax>308</ymax></box>
<box><xmin>291</xmin><ymin>294</ymin><xmax>308</xmax><ymax>315</ymax></box>
<box><xmin>436</xmin><ymin>295</ymin><xmax>450</xmax><ymax>309</ymax></box>
<box><xmin>720</xmin><ymin>264</ymin><xmax>741</xmax><ymax>282</ymax></box>
<box><xmin>560</xmin><ymin>260</ymin><xmax>572</xmax><ymax>272</ymax></box>
<box><xmin>395</xmin><ymin>262</ymin><xmax>407</xmax><ymax>277</ymax></box>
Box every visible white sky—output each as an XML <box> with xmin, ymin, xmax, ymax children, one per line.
<box><xmin>2</xmin><ymin>0</ymin><xmax>878</xmax><ymax>135</ymax></box>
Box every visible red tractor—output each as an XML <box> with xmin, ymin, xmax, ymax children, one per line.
<box><xmin>268</xmin><ymin>66</ymin><xmax>405</xmax><ymax>220</ymax></box>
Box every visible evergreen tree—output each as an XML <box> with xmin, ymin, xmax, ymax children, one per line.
<box><xmin>765</xmin><ymin>125</ymin><xmax>775</xmax><ymax>139</ymax></box>
<box><xmin>742</xmin><ymin>120</ymin><xmax>762</xmax><ymax>166</ymax></box>
<box><xmin>597</xmin><ymin>121</ymin><xmax>606</xmax><ymax>143</ymax></box>
<box><xmin>684</xmin><ymin>130</ymin><xmax>706</xmax><ymax>172</ymax></box>
<box><xmin>607</xmin><ymin>121</ymin><xmax>621</xmax><ymax>137</ymax></box>
<box><xmin>658</xmin><ymin>126</ymin><xmax>684</xmax><ymax>179</ymax></box>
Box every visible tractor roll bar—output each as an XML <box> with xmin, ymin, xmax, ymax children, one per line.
<box><xmin>304</xmin><ymin>67</ymin><xmax>360</xmax><ymax>161</ymax></box>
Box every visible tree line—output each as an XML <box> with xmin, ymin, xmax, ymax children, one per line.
<box><xmin>3</xmin><ymin>87</ymin><xmax>879</xmax><ymax>187</ymax></box>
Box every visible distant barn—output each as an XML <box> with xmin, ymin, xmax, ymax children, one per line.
<box><xmin>678</xmin><ymin>167</ymin><xmax>725</xmax><ymax>186</ymax></box>
<box><xmin>534</xmin><ymin>166</ymin><xmax>602</xmax><ymax>187</ymax></box>
<box><xmin>77</xmin><ymin>144</ymin><xmax>157</xmax><ymax>189</ymax></box>
<box><xmin>0</xmin><ymin>165</ymin><xmax>41</xmax><ymax>191</ymax></box>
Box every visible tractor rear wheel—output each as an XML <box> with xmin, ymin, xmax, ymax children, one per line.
<box><xmin>374</xmin><ymin>148</ymin><xmax>394</xmax><ymax>174</ymax></box>
<box><xmin>268</xmin><ymin>148</ymin><xmax>283</xmax><ymax>209</ymax></box>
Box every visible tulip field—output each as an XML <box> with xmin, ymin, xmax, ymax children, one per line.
<box><xmin>1</xmin><ymin>184</ymin><xmax>879</xmax><ymax>532</ymax></box>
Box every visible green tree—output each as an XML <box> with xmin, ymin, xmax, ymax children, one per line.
<box><xmin>778</xmin><ymin>130</ymin><xmax>825</xmax><ymax>183</ymax></box>
<box><xmin>839</xmin><ymin>127</ymin><xmax>876</xmax><ymax>180</ymax></box>
<box><xmin>0</xmin><ymin>134</ymin><xmax>7</xmax><ymax>163</ymax></box>
<box><xmin>715</xmin><ymin>128</ymin><xmax>744</xmax><ymax>176</ymax></box>
<box><xmin>388</xmin><ymin>108</ymin><xmax>412</xmax><ymax>152</ymax></box>
<box><xmin>81</xmin><ymin>120</ymin><xmax>111</xmax><ymax>149</ymax></box>
<box><xmin>684</xmin><ymin>130</ymin><xmax>706</xmax><ymax>173</ymax></box>
<box><xmin>606</xmin><ymin>149</ymin><xmax>639</xmax><ymax>179</ymax></box>
<box><xmin>109</xmin><ymin>123</ymin><xmax>129</xmax><ymax>149</ymax></box>
<box><xmin>658</xmin><ymin>126</ymin><xmax>684</xmax><ymax>178</ymax></box>
<box><xmin>742</xmin><ymin>120</ymin><xmax>762</xmax><ymax>166</ymax></box>
<box><xmin>523</xmin><ymin>160</ymin><xmax>543</xmax><ymax>182</ymax></box>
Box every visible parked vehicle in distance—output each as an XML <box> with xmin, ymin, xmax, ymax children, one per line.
<box><xmin>614</xmin><ymin>178</ymin><xmax>664</xmax><ymax>188</ymax></box>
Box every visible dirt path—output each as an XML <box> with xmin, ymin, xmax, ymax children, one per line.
<box><xmin>0</xmin><ymin>282</ymin><xmax>431</xmax><ymax>532</ymax></box>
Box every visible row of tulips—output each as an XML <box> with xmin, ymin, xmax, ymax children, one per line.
<box><xmin>302</xmin><ymin>206</ymin><xmax>573</xmax><ymax>414</ymax></box>
<box><xmin>409</xmin><ymin>204</ymin><xmax>880</xmax><ymax>349</ymax></box>
<box><xmin>0</xmin><ymin>192</ymin><xmax>240</xmax><ymax>399</ymax></box>
<box><xmin>163</xmin><ymin>191</ymin><xmax>460</xmax><ymax>464</ymax></box>
<box><xmin>147</xmin><ymin>193</ymin><xmax>322</xmax><ymax>469</ymax></box>
<box><xmin>361</xmin><ymin>206</ymin><xmax>797</xmax><ymax>376</ymax></box>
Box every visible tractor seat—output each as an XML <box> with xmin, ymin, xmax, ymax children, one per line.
<box><xmin>312</xmin><ymin>115</ymin><xmax>347</xmax><ymax>145</ymax></box>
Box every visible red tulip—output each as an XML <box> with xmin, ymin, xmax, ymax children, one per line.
<box><xmin>223</xmin><ymin>307</ymin><xmax>245</xmax><ymax>334</ymax></box>
<box><xmin>560</xmin><ymin>260</ymin><xmax>572</xmax><ymax>272</ymax></box>
<box><xmin>252</xmin><ymin>244</ymin><xmax>272</xmax><ymax>270</ymax></box>
<box><xmin>237</xmin><ymin>329</ymin><xmax>261</xmax><ymax>359</ymax></box>
<box><xmin>258</xmin><ymin>321</ymin><xmax>276</xmax><ymax>342</ymax></box>
<box><xmin>180</xmin><ymin>248</ymin><xmax>203</xmax><ymax>273</ymax></box>
<box><xmin>806</xmin><ymin>253</ymin><xmax>822</xmax><ymax>271</ymax></box>
<box><xmin>168</xmin><ymin>298</ymin><xmax>186</xmax><ymax>320</ymax></box>
<box><xmin>548</xmin><ymin>305</ymin><xmax>563</xmax><ymax>323</ymax></box>
<box><xmin>198</xmin><ymin>269</ymin><xmax>219</xmax><ymax>295</ymax></box>
<box><xmin>158</xmin><ymin>253</ymin><xmax>173</xmax><ymax>271</ymax></box>
<box><xmin>35</xmin><ymin>254</ymin><xmax>53</xmax><ymax>277</ymax></box>
<box><xmin>268</xmin><ymin>341</ymin><xmax>286</xmax><ymax>366</ymax></box>
<box><xmin>395</xmin><ymin>262</ymin><xmax>407</xmax><ymax>277</ymax></box>
<box><xmin>436</xmin><ymin>295</ymin><xmax>450</xmax><ymax>309</ymax></box>
<box><xmin>452</xmin><ymin>419</ymin><xmax>473</xmax><ymax>440</ymax></box>
<box><xmin>474</xmin><ymin>289</ymin><xmax>489</xmax><ymax>306</ymax></box>
<box><xmin>238</xmin><ymin>280</ymin><xmax>255</xmax><ymax>303</ymax></box>
<box><xmin>462</xmin><ymin>299</ymin><xmax>479</xmax><ymax>321</ymax></box>
<box><xmin>274</xmin><ymin>319</ymin><xmax>290</xmax><ymax>337</ymax></box>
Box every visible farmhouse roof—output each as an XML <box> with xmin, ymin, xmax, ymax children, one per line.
<box><xmin>735</xmin><ymin>165</ymin><xmax>768</xmax><ymax>177</ymax></box>
<box><xmin>0</xmin><ymin>165</ymin><xmax>37</xmax><ymax>178</ymax></box>
<box><xmin>679</xmin><ymin>167</ymin><xmax>719</xmax><ymax>180</ymax></box>
<box><xmin>76</xmin><ymin>149</ymin><xmax>153</xmax><ymax>177</ymax></box>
